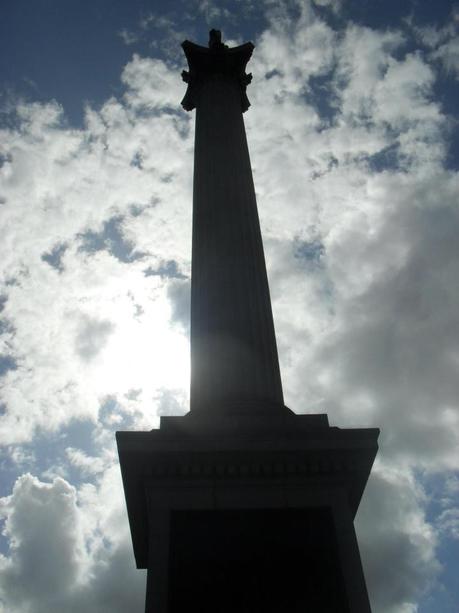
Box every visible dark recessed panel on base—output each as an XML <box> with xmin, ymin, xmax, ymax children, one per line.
<box><xmin>168</xmin><ymin>508</ymin><xmax>349</xmax><ymax>613</ymax></box>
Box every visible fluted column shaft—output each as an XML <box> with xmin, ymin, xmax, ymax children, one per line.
<box><xmin>188</xmin><ymin>69</ymin><xmax>283</xmax><ymax>413</ymax></box>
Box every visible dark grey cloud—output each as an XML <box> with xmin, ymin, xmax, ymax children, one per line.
<box><xmin>311</xmin><ymin>193</ymin><xmax>459</xmax><ymax>464</ymax></box>
<box><xmin>75</xmin><ymin>317</ymin><xmax>115</xmax><ymax>361</ymax></box>
<box><xmin>357</xmin><ymin>469</ymin><xmax>439</xmax><ymax>613</ymax></box>
<box><xmin>73</xmin><ymin>542</ymin><xmax>145</xmax><ymax>613</ymax></box>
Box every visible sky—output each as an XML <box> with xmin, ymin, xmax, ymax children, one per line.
<box><xmin>0</xmin><ymin>0</ymin><xmax>458</xmax><ymax>611</ymax></box>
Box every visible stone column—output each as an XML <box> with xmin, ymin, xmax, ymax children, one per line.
<box><xmin>116</xmin><ymin>32</ymin><xmax>378</xmax><ymax>613</ymax></box>
<box><xmin>182</xmin><ymin>31</ymin><xmax>284</xmax><ymax>414</ymax></box>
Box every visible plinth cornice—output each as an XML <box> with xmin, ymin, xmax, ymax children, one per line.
<box><xmin>117</xmin><ymin>417</ymin><xmax>379</xmax><ymax>569</ymax></box>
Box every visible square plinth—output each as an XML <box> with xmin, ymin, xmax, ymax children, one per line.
<box><xmin>117</xmin><ymin>412</ymin><xmax>379</xmax><ymax>613</ymax></box>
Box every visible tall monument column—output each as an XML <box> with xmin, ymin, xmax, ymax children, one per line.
<box><xmin>183</xmin><ymin>31</ymin><xmax>283</xmax><ymax>413</ymax></box>
<box><xmin>117</xmin><ymin>31</ymin><xmax>379</xmax><ymax>613</ymax></box>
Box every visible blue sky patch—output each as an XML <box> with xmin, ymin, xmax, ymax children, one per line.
<box><xmin>78</xmin><ymin>216</ymin><xmax>146</xmax><ymax>263</ymax></box>
<box><xmin>144</xmin><ymin>259</ymin><xmax>187</xmax><ymax>279</ymax></box>
<box><xmin>294</xmin><ymin>239</ymin><xmax>325</xmax><ymax>265</ymax></box>
<box><xmin>41</xmin><ymin>242</ymin><xmax>68</xmax><ymax>272</ymax></box>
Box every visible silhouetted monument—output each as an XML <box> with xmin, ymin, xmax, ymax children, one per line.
<box><xmin>117</xmin><ymin>30</ymin><xmax>379</xmax><ymax>612</ymax></box>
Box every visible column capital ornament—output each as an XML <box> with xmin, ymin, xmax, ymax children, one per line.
<box><xmin>181</xmin><ymin>29</ymin><xmax>254</xmax><ymax>112</ymax></box>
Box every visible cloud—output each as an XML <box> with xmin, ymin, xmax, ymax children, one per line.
<box><xmin>121</xmin><ymin>55</ymin><xmax>184</xmax><ymax>111</ymax></box>
<box><xmin>197</xmin><ymin>0</ymin><xmax>233</xmax><ymax>24</ymax></box>
<box><xmin>155</xmin><ymin>387</ymin><xmax>188</xmax><ymax>416</ymax></box>
<box><xmin>0</xmin><ymin>53</ymin><xmax>193</xmax><ymax>445</ymax></box>
<box><xmin>433</xmin><ymin>37</ymin><xmax>459</xmax><ymax>80</ymax></box>
<box><xmin>410</xmin><ymin>10</ymin><xmax>459</xmax><ymax>80</ymax></box>
<box><xmin>0</xmin><ymin>471</ymin><xmax>145</xmax><ymax>613</ymax></box>
<box><xmin>312</xmin><ymin>0</ymin><xmax>342</xmax><ymax>13</ymax></box>
<box><xmin>295</xmin><ymin>173</ymin><xmax>459</xmax><ymax>470</ymax></box>
<box><xmin>240</xmin><ymin>2</ymin><xmax>459</xmax><ymax>473</ymax></box>
<box><xmin>118</xmin><ymin>29</ymin><xmax>140</xmax><ymax>46</ymax></box>
<box><xmin>75</xmin><ymin>316</ymin><xmax>116</xmax><ymax>361</ymax></box>
<box><xmin>437</xmin><ymin>507</ymin><xmax>459</xmax><ymax>540</ymax></box>
<box><xmin>357</xmin><ymin>465</ymin><xmax>440</xmax><ymax>613</ymax></box>
<box><xmin>0</xmin><ymin>474</ymin><xmax>88</xmax><ymax>610</ymax></box>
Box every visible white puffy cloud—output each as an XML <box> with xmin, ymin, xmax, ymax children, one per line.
<box><xmin>0</xmin><ymin>471</ymin><xmax>145</xmax><ymax>613</ymax></box>
<box><xmin>121</xmin><ymin>55</ymin><xmax>184</xmax><ymax>111</ymax></box>
<box><xmin>0</xmin><ymin>474</ymin><xmax>88</xmax><ymax>611</ymax></box>
<box><xmin>241</xmin><ymin>2</ymin><xmax>459</xmax><ymax>472</ymax></box>
<box><xmin>0</xmin><ymin>53</ymin><xmax>193</xmax><ymax>445</ymax></box>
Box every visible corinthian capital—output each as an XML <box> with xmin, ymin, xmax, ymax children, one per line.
<box><xmin>181</xmin><ymin>30</ymin><xmax>254</xmax><ymax>113</ymax></box>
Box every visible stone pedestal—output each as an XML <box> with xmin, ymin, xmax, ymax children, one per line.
<box><xmin>117</xmin><ymin>412</ymin><xmax>378</xmax><ymax>612</ymax></box>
